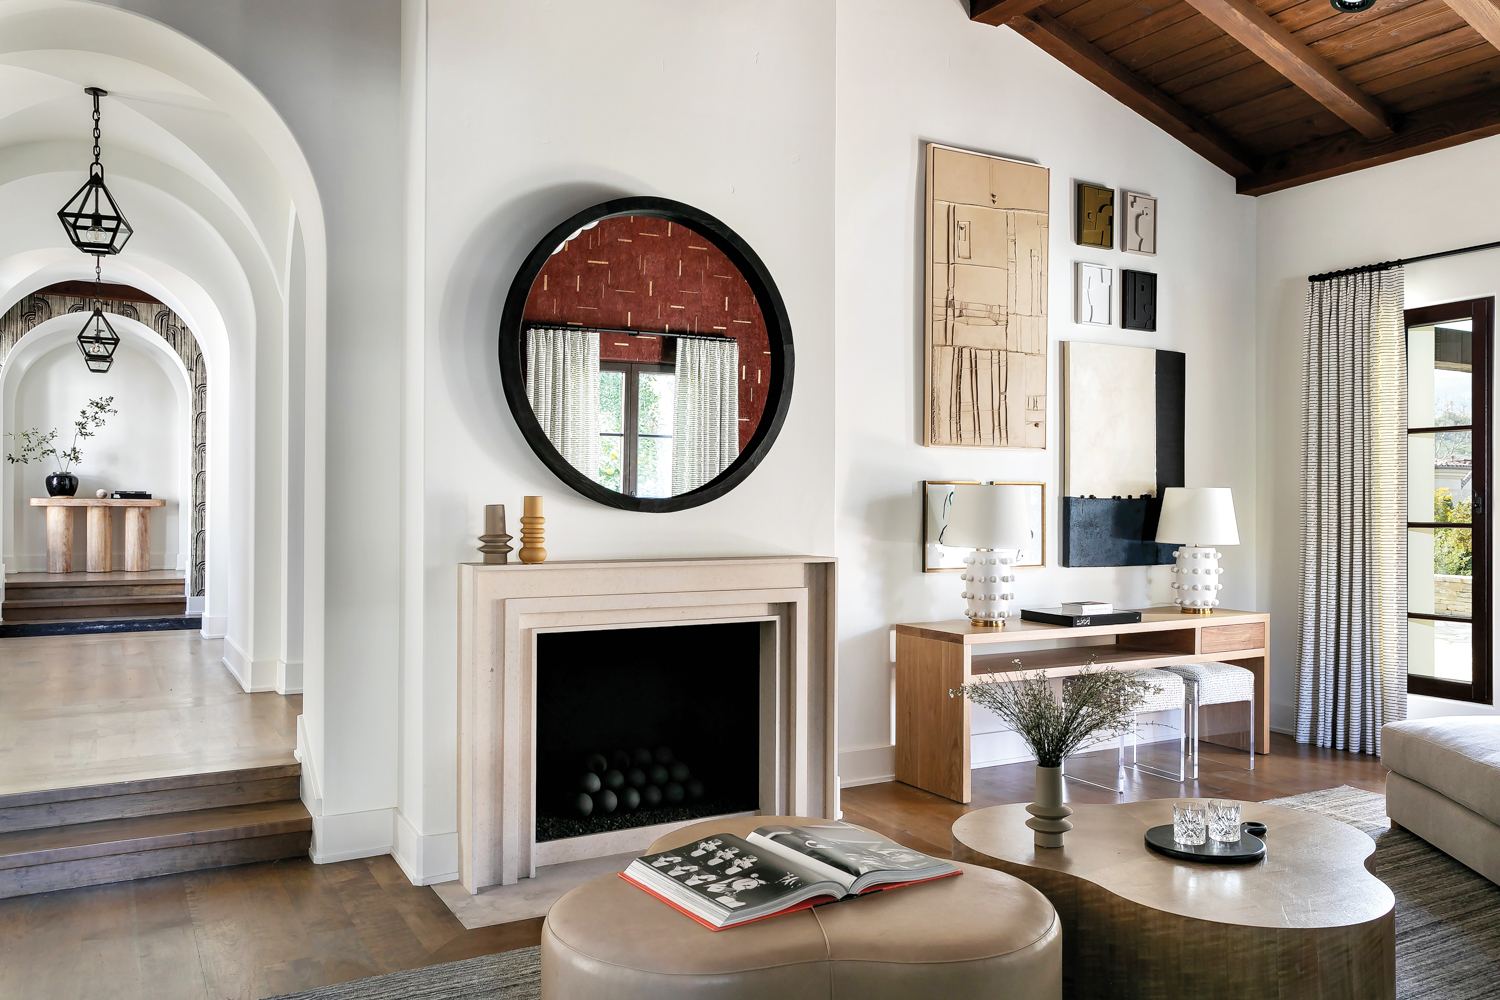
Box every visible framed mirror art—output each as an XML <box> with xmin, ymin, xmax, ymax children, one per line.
<box><xmin>923</xmin><ymin>480</ymin><xmax>1046</xmax><ymax>571</ymax></box>
<box><xmin>498</xmin><ymin>197</ymin><xmax>794</xmax><ymax>512</ymax></box>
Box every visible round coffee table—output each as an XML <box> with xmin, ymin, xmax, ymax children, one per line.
<box><xmin>952</xmin><ymin>798</ymin><xmax>1394</xmax><ymax>1000</ymax></box>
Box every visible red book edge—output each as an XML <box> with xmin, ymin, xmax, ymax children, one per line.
<box><xmin>618</xmin><ymin>866</ymin><xmax>961</xmax><ymax>931</ymax></box>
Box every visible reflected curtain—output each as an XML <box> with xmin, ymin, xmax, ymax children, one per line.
<box><xmin>672</xmin><ymin>338</ymin><xmax>739</xmax><ymax>495</ymax></box>
<box><xmin>526</xmin><ymin>327</ymin><xmax>599</xmax><ymax>479</ymax></box>
<box><xmin>1295</xmin><ymin>267</ymin><xmax>1407</xmax><ymax>754</ymax></box>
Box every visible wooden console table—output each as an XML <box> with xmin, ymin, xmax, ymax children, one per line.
<box><xmin>30</xmin><ymin>497</ymin><xmax>165</xmax><ymax>573</ymax></box>
<box><xmin>895</xmin><ymin>609</ymin><xmax>1270</xmax><ymax>802</ymax></box>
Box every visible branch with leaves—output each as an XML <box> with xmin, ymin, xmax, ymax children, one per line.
<box><xmin>5</xmin><ymin>396</ymin><xmax>116</xmax><ymax>474</ymax></box>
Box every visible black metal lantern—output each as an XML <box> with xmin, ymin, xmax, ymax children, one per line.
<box><xmin>77</xmin><ymin>260</ymin><xmax>119</xmax><ymax>373</ymax></box>
<box><xmin>57</xmin><ymin>88</ymin><xmax>133</xmax><ymax>256</ymax></box>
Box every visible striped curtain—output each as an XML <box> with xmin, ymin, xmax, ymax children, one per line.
<box><xmin>671</xmin><ymin>338</ymin><xmax>739</xmax><ymax>495</ymax></box>
<box><xmin>1295</xmin><ymin>268</ymin><xmax>1407</xmax><ymax>754</ymax></box>
<box><xmin>525</xmin><ymin>327</ymin><xmax>599</xmax><ymax>479</ymax></box>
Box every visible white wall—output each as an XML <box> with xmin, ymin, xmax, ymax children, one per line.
<box><xmin>834</xmin><ymin>0</ymin><xmax>1260</xmax><ymax>784</ymax></box>
<box><xmin>8</xmin><ymin>332</ymin><xmax>185</xmax><ymax>571</ymax></box>
<box><xmin>1257</xmin><ymin>134</ymin><xmax>1500</xmax><ymax>726</ymax></box>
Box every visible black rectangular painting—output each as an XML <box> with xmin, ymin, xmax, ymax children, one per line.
<box><xmin>1122</xmin><ymin>269</ymin><xmax>1157</xmax><ymax>331</ymax></box>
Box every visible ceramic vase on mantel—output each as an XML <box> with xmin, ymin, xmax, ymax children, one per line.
<box><xmin>1025</xmin><ymin>765</ymin><xmax>1073</xmax><ymax>848</ymax></box>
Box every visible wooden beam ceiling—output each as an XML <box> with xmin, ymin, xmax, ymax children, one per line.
<box><xmin>1178</xmin><ymin>0</ymin><xmax>1394</xmax><ymax>140</ymax></box>
<box><xmin>1442</xmin><ymin>0</ymin><xmax>1500</xmax><ymax>52</ymax></box>
<box><xmin>1006</xmin><ymin>12</ymin><xmax>1255</xmax><ymax>176</ymax></box>
<box><xmin>969</xmin><ymin>0</ymin><xmax>1049</xmax><ymax>26</ymax></box>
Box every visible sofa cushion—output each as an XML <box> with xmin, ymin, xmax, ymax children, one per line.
<box><xmin>1382</xmin><ymin>717</ymin><xmax>1500</xmax><ymax>827</ymax></box>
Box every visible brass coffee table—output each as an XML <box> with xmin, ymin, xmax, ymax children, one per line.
<box><xmin>952</xmin><ymin>798</ymin><xmax>1394</xmax><ymax>1000</ymax></box>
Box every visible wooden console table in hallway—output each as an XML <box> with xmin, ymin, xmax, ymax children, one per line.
<box><xmin>894</xmin><ymin>609</ymin><xmax>1271</xmax><ymax>803</ymax></box>
<box><xmin>29</xmin><ymin>497</ymin><xmax>166</xmax><ymax>573</ymax></box>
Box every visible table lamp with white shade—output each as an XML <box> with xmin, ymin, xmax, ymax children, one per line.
<box><xmin>1155</xmin><ymin>487</ymin><xmax>1239</xmax><ymax>614</ymax></box>
<box><xmin>945</xmin><ymin>484</ymin><xmax>1034</xmax><ymax>626</ymax></box>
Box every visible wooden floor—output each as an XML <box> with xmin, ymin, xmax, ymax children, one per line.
<box><xmin>0</xmin><ymin>733</ymin><xmax>1387</xmax><ymax>999</ymax></box>
<box><xmin>0</xmin><ymin>631</ymin><xmax>299</xmax><ymax>796</ymax></box>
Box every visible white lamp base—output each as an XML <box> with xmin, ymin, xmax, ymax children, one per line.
<box><xmin>961</xmin><ymin>549</ymin><xmax>1016</xmax><ymax>626</ymax></box>
<box><xmin>1169</xmin><ymin>545</ymin><xmax>1224</xmax><ymax>613</ymax></box>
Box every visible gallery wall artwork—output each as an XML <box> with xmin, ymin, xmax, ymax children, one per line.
<box><xmin>923</xmin><ymin>143</ymin><xmax>1048</xmax><ymax>449</ymax></box>
<box><xmin>1075</xmin><ymin>262</ymin><xmax>1112</xmax><ymax>326</ymax></box>
<box><xmin>1122</xmin><ymin>269</ymin><xmax>1158</xmax><ymax>332</ymax></box>
<box><xmin>1061</xmin><ymin>341</ymin><xmax>1184</xmax><ymax>567</ymax></box>
<box><xmin>1075</xmin><ymin>182</ymin><xmax>1113</xmax><ymax>249</ymax></box>
<box><xmin>923</xmin><ymin>480</ymin><xmax>1044</xmax><ymax>571</ymax></box>
<box><xmin>1122</xmin><ymin>192</ymin><xmax>1157</xmax><ymax>256</ymax></box>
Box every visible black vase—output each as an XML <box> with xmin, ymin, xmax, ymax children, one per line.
<box><xmin>45</xmin><ymin>472</ymin><xmax>78</xmax><ymax>497</ymax></box>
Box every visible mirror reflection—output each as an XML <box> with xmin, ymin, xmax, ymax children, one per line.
<box><xmin>520</xmin><ymin>214</ymin><xmax>770</xmax><ymax>498</ymax></box>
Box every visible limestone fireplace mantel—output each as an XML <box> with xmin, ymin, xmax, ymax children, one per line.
<box><xmin>457</xmin><ymin>555</ymin><xmax>836</xmax><ymax>892</ymax></box>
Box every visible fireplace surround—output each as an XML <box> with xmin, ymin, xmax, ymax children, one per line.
<box><xmin>457</xmin><ymin>556</ymin><xmax>836</xmax><ymax>892</ymax></box>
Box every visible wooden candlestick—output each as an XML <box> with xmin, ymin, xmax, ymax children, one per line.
<box><xmin>477</xmin><ymin>504</ymin><xmax>514</xmax><ymax>564</ymax></box>
<box><xmin>519</xmin><ymin>495</ymin><xmax>546</xmax><ymax>564</ymax></box>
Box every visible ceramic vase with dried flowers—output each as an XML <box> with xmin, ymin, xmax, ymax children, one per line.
<box><xmin>956</xmin><ymin>659</ymin><xmax>1159</xmax><ymax>848</ymax></box>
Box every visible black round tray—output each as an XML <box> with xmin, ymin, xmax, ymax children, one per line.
<box><xmin>1144</xmin><ymin>823</ymin><xmax>1266</xmax><ymax>863</ymax></box>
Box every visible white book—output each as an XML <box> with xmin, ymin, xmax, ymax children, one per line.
<box><xmin>1060</xmin><ymin>601</ymin><xmax>1112</xmax><ymax>615</ymax></box>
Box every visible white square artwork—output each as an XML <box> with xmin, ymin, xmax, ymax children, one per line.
<box><xmin>1063</xmin><ymin>341</ymin><xmax>1157</xmax><ymax>499</ymax></box>
<box><xmin>1075</xmin><ymin>262</ymin><xmax>1112</xmax><ymax>326</ymax></box>
<box><xmin>1122</xmin><ymin>192</ymin><xmax>1157</xmax><ymax>256</ymax></box>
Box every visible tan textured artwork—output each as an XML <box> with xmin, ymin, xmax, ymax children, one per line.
<box><xmin>924</xmin><ymin>144</ymin><xmax>1048</xmax><ymax>448</ymax></box>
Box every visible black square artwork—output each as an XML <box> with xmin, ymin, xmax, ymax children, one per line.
<box><xmin>1122</xmin><ymin>269</ymin><xmax>1157</xmax><ymax>331</ymax></box>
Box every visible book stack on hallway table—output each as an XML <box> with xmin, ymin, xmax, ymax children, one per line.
<box><xmin>621</xmin><ymin>821</ymin><xmax>959</xmax><ymax>930</ymax></box>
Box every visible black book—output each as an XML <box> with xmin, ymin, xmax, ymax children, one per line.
<box><xmin>1021</xmin><ymin>607</ymin><xmax>1143</xmax><ymax>627</ymax></box>
<box><xmin>621</xmin><ymin>821</ymin><xmax>959</xmax><ymax>930</ymax></box>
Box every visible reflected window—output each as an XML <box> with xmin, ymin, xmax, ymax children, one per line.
<box><xmin>1406</xmin><ymin>301</ymin><xmax>1492</xmax><ymax>704</ymax></box>
<box><xmin>600</xmin><ymin>362</ymin><xmax>675</xmax><ymax>498</ymax></box>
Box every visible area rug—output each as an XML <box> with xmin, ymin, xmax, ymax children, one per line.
<box><xmin>266</xmin><ymin>946</ymin><xmax>539</xmax><ymax>1000</ymax></box>
<box><xmin>1265</xmin><ymin>784</ymin><xmax>1500</xmax><ymax>1000</ymax></box>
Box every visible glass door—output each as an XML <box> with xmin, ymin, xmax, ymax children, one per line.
<box><xmin>1405</xmin><ymin>299</ymin><xmax>1493</xmax><ymax>704</ymax></box>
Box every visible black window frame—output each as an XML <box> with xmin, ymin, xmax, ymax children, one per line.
<box><xmin>1404</xmin><ymin>297</ymin><xmax>1493</xmax><ymax>705</ymax></box>
<box><xmin>599</xmin><ymin>360</ymin><xmax>674</xmax><ymax>498</ymax></box>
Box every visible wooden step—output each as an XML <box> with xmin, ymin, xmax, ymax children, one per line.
<box><xmin>0</xmin><ymin>763</ymin><xmax>301</xmax><ymax>834</ymax></box>
<box><xmin>3</xmin><ymin>582</ymin><xmax>186</xmax><ymax>600</ymax></box>
<box><xmin>0</xmin><ymin>800</ymin><xmax>311</xmax><ymax>898</ymax></box>
<box><xmin>1</xmin><ymin>595</ymin><xmax>187</xmax><ymax>621</ymax></box>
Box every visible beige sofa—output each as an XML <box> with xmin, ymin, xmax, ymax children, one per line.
<box><xmin>1382</xmin><ymin>716</ymin><xmax>1500</xmax><ymax>884</ymax></box>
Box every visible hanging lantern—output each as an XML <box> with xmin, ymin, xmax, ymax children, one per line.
<box><xmin>57</xmin><ymin>87</ymin><xmax>133</xmax><ymax>256</ymax></box>
<box><xmin>76</xmin><ymin>259</ymin><xmax>119</xmax><ymax>373</ymax></box>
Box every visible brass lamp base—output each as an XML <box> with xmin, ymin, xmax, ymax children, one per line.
<box><xmin>968</xmin><ymin>617</ymin><xmax>1007</xmax><ymax>627</ymax></box>
<box><xmin>1180</xmin><ymin>607</ymin><xmax>1214</xmax><ymax>614</ymax></box>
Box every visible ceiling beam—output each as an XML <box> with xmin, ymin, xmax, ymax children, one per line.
<box><xmin>1006</xmin><ymin>12</ymin><xmax>1255</xmax><ymax>176</ymax></box>
<box><xmin>1179</xmin><ymin>0</ymin><xmax>1394</xmax><ymax>140</ymax></box>
<box><xmin>1442</xmin><ymin>0</ymin><xmax>1500</xmax><ymax>51</ymax></box>
<box><xmin>969</xmin><ymin>0</ymin><xmax>1049</xmax><ymax>26</ymax></box>
<box><xmin>1238</xmin><ymin>89</ymin><xmax>1500</xmax><ymax>195</ymax></box>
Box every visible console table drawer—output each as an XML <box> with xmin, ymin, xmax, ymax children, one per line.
<box><xmin>1202</xmin><ymin>622</ymin><xmax>1264</xmax><ymax>654</ymax></box>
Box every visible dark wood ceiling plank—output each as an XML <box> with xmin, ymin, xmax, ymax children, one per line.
<box><xmin>1056</xmin><ymin>0</ymin><xmax>1168</xmax><ymax>41</ymax></box>
<box><xmin>970</xmin><ymin>0</ymin><xmax>1052</xmax><ymax>26</ymax></box>
<box><xmin>1237</xmin><ymin>108</ymin><xmax>1367</xmax><ymax>154</ymax></box>
<box><xmin>1083</xmin><ymin>2</ymin><xmax>1202</xmax><ymax>52</ymax></box>
<box><xmin>1378</xmin><ymin>53</ymin><xmax>1500</xmax><ymax>112</ymax></box>
<box><xmin>1310</xmin><ymin>2</ymin><xmax>1468</xmax><ymax>69</ymax></box>
<box><xmin>1353</xmin><ymin>31</ymin><xmax>1493</xmax><ymax>92</ymax></box>
<box><xmin>1208</xmin><ymin>80</ymin><xmax>1341</xmax><ymax>133</ymax></box>
<box><xmin>1004</xmin><ymin>11</ymin><xmax>1256</xmax><ymax>173</ymax></box>
<box><xmin>1179</xmin><ymin>0</ymin><xmax>1395</xmax><ymax>136</ymax></box>
<box><xmin>1107</xmin><ymin>13</ymin><xmax>1231</xmax><ymax>70</ymax></box>
<box><xmin>1239</xmin><ymin>88</ymin><xmax>1500</xmax><ymax>194</ymax></box>
<box><xmin>1039</xmin><ymin>0</ymin><xmax>1097</xmax><ymax>17</ymax></box>
<box><xmin>1441</xmin><ymin>0</ymin><xmax>1500</xmax><ymax>52</ymax></box>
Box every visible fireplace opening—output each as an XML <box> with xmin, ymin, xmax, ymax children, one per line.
<box><xmin>535</xmin><ymin>621</ymin><xmax>761</xmax><ymax>843</ymax></box>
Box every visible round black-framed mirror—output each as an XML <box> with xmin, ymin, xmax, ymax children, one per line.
<box><xmin>499</xmin><ymin>196</ymin><xmax>794</xmax><ymax>512</ymax></box>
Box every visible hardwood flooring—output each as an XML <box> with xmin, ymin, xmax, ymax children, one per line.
<box><xmin>0</xmin><ymin>631</ymin><xmax>299</xmax><ymax>796</ymax></box>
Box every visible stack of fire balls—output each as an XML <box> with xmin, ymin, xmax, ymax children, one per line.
<box><xmin>573</xmin><ymin>747</ymin><xmax>704</xmax><ymax>817</ymax></box>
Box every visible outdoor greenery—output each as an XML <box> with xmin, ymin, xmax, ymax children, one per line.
<box><xmin>956</xmin><ymin>660</ymin><xmax>1161</xmax><ymax>768</ymax></box>
<box><xmin>1434</xmin><ymin>488</ymin><xmax>1474</xmax><ymax>576</ymax></box>
<box><xmin>598</xmin><ymin>370</ymin><xmax>624</xmax><ymax>491</ymax></box>
<box><xmin>5</xmin><ymin>396</ymin><xmax>117</xmax><ymax>474</ymax></box>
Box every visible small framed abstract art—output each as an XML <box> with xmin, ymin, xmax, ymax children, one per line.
<box><xmin>1122</xmin><ymin>269</ymin><xmax>1158</xmax><ymax>332</ymax></box>
<box><xmin>1122</xmin><ymin>192</ymin><xmax>1157</xmax><ymax>256</ymax></box>
<box><xmin>923</xmin><ymin>480</ymin><xmax>1045</xmax><ymax>570</ymax></box>
<box><xmin>1075</xmin><ymin>262</ymin><xmax>1112</xmax><ymax>326</ymax></box>
<box><xmin>1076</xmin><ymin>182</ymin><xmax>1114</xmax><ymax>249</ymax></box>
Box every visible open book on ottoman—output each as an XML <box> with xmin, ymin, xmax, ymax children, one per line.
<box><xmin>620</xmin><ymin>820</ymin><xmax>960</xmax><ymax>930</ymax></box>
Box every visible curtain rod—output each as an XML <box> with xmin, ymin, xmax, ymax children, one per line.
<box><xmin>525</xmin><ymin>321</ymin><xmax>736</xmax><ymax>343</ymax></box>
<box><xmin>1308</xmin><ymin>238</ymin><xmax>1500</xmax><ymax>282</ymax></box>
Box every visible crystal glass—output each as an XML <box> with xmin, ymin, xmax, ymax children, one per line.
<box><xmin>1208</xmin><ymin>799</ymin><xmax>1242</xmax><ymax>843</ymax></box>
<box><xmin>1173</xmin><ymin>800</ymin><xmax>1206</xmax><ymax>846</ymax></box>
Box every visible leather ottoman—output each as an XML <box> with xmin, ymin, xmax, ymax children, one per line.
<box><xmin>541</xmin><ymin>815</ymin><xmax>1061</xmax><ymax>999</ymax></box>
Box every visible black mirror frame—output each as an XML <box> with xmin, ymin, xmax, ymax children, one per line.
<box><xmin>499</xmin><ymin>196</ymin><xmax>795</xmax><ymax>512</ymax></box>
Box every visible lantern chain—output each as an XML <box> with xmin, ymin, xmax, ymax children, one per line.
<box><xmin>91</xmin><ymin>90</ymin><xmax>102</xmax><ymax>169</ymax></box>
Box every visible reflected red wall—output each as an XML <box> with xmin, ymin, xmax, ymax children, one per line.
<box><xmin>521</xmin><ymin>216</ymin><xmax>770</xmax><ymax>450</ymax></box>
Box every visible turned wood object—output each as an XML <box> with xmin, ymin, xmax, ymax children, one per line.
<box><xmin>31</xmin><ymin>498</ymin><xmax>165</xmax><ymax>574</ymax></box>
<box><xmin>518</xmin><ymin>495</ymin><xmax>546</xmax><ymax>564</ymax></box>
<box><xmin>477</xmin><ymin>504</ymin><xmax>514</xmax><ymax>564</ymax></box>
<box><xmin>952</xmin><ymin>799</ymin><xmax>1395</xmax><ymax>999</ymax></box>
<box><xmin>44</xmin><ymin>507</ymin><xmax>74</xmax><ymax>574</ymax></box>
<box><xmin>124</xmin><ymin>507</ymin><xmax>150</xmax><ymax>572</ymax></box>
<box><xmin>86</xmin><ymin>506</ymin><xmax>113</xmax><ymax>573</ymax></box>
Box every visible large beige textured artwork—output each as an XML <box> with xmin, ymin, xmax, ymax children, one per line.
<box><xmin>925</xmin><ymin>143</ymin><xmax>1048</xmax><ymax>448</ymax></box>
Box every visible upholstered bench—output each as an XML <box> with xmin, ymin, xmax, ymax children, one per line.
<box><xmin>1383</xmin><ymin>716</ymin><xmax>1500</xmax><ymax>884</ymax></box>
<box><xmin>541</xmin><ymin>815</ymin><xmax>1061</xmax><ymax>999</ymax></box>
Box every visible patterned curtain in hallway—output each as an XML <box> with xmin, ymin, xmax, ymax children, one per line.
<box><xmin>525</xmin><ymin>326</ymin><xmax>600</xmax><ymax>478</ymax></box>
<box><xmin>1296</xmin><ymin>267</ymin><xmax>1407</xmax><ymax>754</ymax></box>
<box><xmin>671</xmin><ymin>337</ymin><xmax>739</xmax><ymax>495</ymax></box>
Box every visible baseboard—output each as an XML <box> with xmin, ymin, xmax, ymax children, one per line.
<box><xmin>222</xmin><ymin>635</ymin><xmax>277</xmax><ymax>692</ymax></box>
<box><xmin>277</xmin><ymin>659</ymin><xmax>303</xmax><ymax>695</ymax></box>
<box><xmin>296</xmin><ymin>714</ymin><xmax>323</xmax><ymax>818</ymax></box>
<box><xmin>391</xmin><ymin>810</ymin><xmax>458</xmax><ymax>886</ymax></box>
<box><xmin>838</xmin><ymin>745</ymin><xmax>896</xmax><ymax>787</ymax></box>
<box><xmin>310</xmin><ymin>807</ymin><xmax>395</xmax><ymax>864</ymax></box>
<box><xmin>186</xmin><ymin>596</ymin><xmax>205</xmax><ymax>614</ymax></box>
<box><xmin>200</xmin><ymin>616</ymin><xmax>227</xmax><ymax>639</ymax></box>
